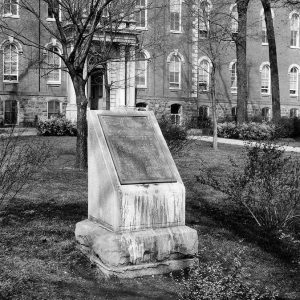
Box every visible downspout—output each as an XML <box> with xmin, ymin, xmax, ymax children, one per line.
<box><xmin>38</xmin><ymin>0</ymin><xmax>41</xmax><ymax>92</ymax></box>
<box><xmin>124</xmin><ymin>46</ymin><xmax>128</xmax><ymax>106</ymax></box>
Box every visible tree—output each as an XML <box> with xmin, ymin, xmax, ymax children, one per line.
<box><xmin>235</xmin><ymin>0</ymin><xmax>250</xmax><ymax>124</ymax></box>
<box><xmin>1</xmin><ymin>0</ymin><xmax>140</xmax><ymax>169</ymax></box>
<box><xmin>261</xmin><ymin>0</ymin><xmax>281</xmax><ymax>122</ymax></box>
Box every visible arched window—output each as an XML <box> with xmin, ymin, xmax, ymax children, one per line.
<box><xmin>260</xmin><ymin>62</ymin><xmax>271</xmax><ymax>95</ymax></box>
<box><xmin>170</xmin><ymin>0</ymin><xmax>181</xmax><ymax>32</ymax></box>
<box><xmin>199</xmin><ymin>0</ymin><xmax>211</xmax><ymax>38</ymax></box>
<box><xmin>3</xmin><ymin>43</ymin><xmax>18</xmax><ymax>82</ymax></box>
<box><xmin>262</xmin><ymin>107</ymin><xmax>271</xmax><ymax>121</ymax></box>
<box><xmin>290</xmin><ymin>108</ymin><xmax>299</xmax><ymax>118</ymax></box>
<box><xmin>3</xmin><ymin>0</ymin><xmax>19</xmax><ymax>17</ymax></box>
<box><xmin>230</xmin><ymin>60</ymin><xmax>237</xmax><ymax>93</ymax></box>
<box><xmin>135</xmin><ymin>50</ymin><xmax>149</xmax><ymax>88</ymax></box>
<box><xmin>198</xmin><ymin>57</ymin><xmax>210</xmax><ymax>92</ymax></box>
<box><xmin>199</xmin><ymin>105</ymin><xmax>209</xmax><ymax>120</ymax></box>
<box><xmin>170</xmin><ymin>103</ymin><xmax>182</xmax><ymax>125</ymax></box>
<box><xmin>289</xmin><ymin>65</ymin><xmax>299</xmax><ymax>96</ymax></box>
<box><xmin>231</xmin><ymin>4</ymin><xmax>238</xmax><ymax>34</ymax></box>
<box><xmin>136</xmin><ymin>102</ymin><xmax>148</xmax><ymax>111</ymax></box>
<box><xmin>48</xmin><ymin>100</ymin><xmax>61</xmax><ymax>118</ymax></box>
<box><xmin>290</xmin><ymin>12</ymin><xmax>300</xmax><ymax>48</ymax></box>
<box><xmin>261</xmin><ymin>9</ymin><xmax>274</xmax><ymax>45</ymax></box>
<box><xmin>168</xmin><ymin>52</ymin><xmax>183</xmax><ymax>89</ymax></box>
<box><xmin>135</xmin><ymin>0</ymin><xmax>147</xmax><ymax>29</ymax></box>
<box><xmin>47</xmin><ymin>46</ymin><xmax>61</xmax><ymax>84</ymax></box>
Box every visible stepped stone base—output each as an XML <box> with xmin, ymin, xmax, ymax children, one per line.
<box><xmin>75</xmin><ymin>219</ymin><xmax>198</xmax><ymax>278</ymax></box>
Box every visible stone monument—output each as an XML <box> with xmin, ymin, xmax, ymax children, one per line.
<box><xmin>75</xmin><ymin>110</ymin><xmax>198</xmax><ymax>278</ymax></box>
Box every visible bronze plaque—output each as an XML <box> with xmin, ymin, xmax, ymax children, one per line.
<box><xmin>98</xmin><ymin>114</ymin><xmax>177</xmax><ymax>184</ymax></box>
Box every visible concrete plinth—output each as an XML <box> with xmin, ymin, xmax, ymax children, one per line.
<box><xmin>75</xmin><ymin>219</ymin><xmax>198</xmax><ymax>278</ymax></box>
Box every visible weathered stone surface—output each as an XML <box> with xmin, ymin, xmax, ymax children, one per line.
<box><xmin>75</xmin><ymin>219</ymin><xmax>198</xmax><ymax>277</ymax></box>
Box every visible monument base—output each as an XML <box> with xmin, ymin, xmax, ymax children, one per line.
<box><xmin>75</xmin><ymin>219</ymin><xmax>198</xmax><ymax>278</ymax></box>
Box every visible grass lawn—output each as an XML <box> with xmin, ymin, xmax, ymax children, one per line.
<box><xmin>0</xmin><ymin>136</ymin><xmax>299</xmax><ymax>299</ymax></box>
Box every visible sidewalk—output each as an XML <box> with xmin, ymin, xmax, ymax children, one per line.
<box><xmin>189</xmin><ymin>135</ymin><xmax>300</xmax><ymax>153</ymax></box>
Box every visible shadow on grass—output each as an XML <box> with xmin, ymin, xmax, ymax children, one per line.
<box><xmin>188</xmin><ymin>193</ymin><xmax>300</xmax><ymax>265</ymax></box>
<box><xmin>1</xmin><ymin>199</ymin><xmax>87</xmax><ymax>224</ymax></box>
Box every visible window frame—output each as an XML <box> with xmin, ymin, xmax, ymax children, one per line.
<box><xmin>170</xmin><ymin>103</ymin><xmax>182</xmax><ymax>125</ymax></box>
<box><xmin>3</xmin><ymin>0</ymin><xmax>19</xmax><ymax>18</ymax></box>
<box><xmin>47</xmin><ymin>99</ymin><xmax>62</xmax><ymax>119</ymax></box>
<box><xmin>47</xmin><ymin>0</ymin><xmax>61</xmax><ymax>21</ymax></box>
<box><xmin>290</xmin><ymin>108</ymin><xmax>299</xmax><ymax>118</ymax></box>
<box><xmin>290</xmin><ymin>11</ymin><xmax>300</xmax><ymax>48</ymax></box>
<box><xmin>198</xmin><ymin>56</ymin><xmax>211</xmax><ymax>92</ymax></box>
<box><xmin>229</xmin><ymin>60</ymin><xmax>237</xmax><ymax>94</ymax></box>
<box><xmin>260</xmin><ymin>8</ymin><xmax>274</xmax><ymax>46</ymax></box>
<box><xmin>167</xmin><ymin>51</ymin><xmax>184</xmax><ymax>90</ymax></box>
<box><xmin>3</xmin><ymin>43</ymin><xmax>19</xmax><ymax>83</ymax></box>
<box><xmin>46</xmin><ymin>45</ymin><xmax>62</xmax><ymax>85</ymax></box>
<box><xmin>260</xmin><ymin>62</ymin><xmax>271</xmax><ymax>95</ymax></box>
<box><xmin>199</xmin><ymin>0</ymin><xmax>211</xmax><ymax>39</ymax></box>
<box><xmin>170</xmin><ymin>0</ymin><xmax>182</xmax><ymax>33</ymax></box>
<box><xmin>135</xmin><ymin>0</ymin><xmax>147</xmax><ymax>29</ymax></box>
<box><xmin>288</xmin><ymin>64</ymin><xmax>300</xmax><ymax>97</ymax></box>
<box><xmin>135</xmin><ymin>50</ymin><xmax>150</xmax><ymax>89</ymax></box>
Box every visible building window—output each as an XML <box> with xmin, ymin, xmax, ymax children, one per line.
<box><xmin>135</xmin><ymin>0</ymin><xmax>147</xmax><ymax>29</ymax></box>
<box><xmin>289</xmin><ymin>66</ymin><xmax>299</xmax><ymax>96</ymax></box>
<box><xmin>230</xmin><ymin>61</ymin><xmax>237</xmax><ymax>93</ymax></box>
<box><xmin>47</xmin><ymin>0</ymin><xmax>59</xmax><ymax>20</ymax></box>
<box><xmin>231</xmin><ymin>106</ymin><xmax>237</xmax><ymax>119</ymax></box>
<box><xmin>290</xmin><ymin>108</ymin><xmax>299</xmax><ymax>118</ymax></box>
<box><xmin>47</xmin><ymin>46</ymin><xmax>61</xmax><ymax>84</ymax></box>
<box><xmin>260</xmin><ymin>63</ymin><xmax>270</xmax><ymax>95</ymax></box>
<box><xmin>3</xmin><ymin>0</ymin><xmax>19</xmax><ymax>17</ymax></box>
<box><xmin>135</xmin><ymin>50</ymin><xmax>149</xmax><ymax>88</ymax></box>
<box><xmin>170</xmin><ymin>0</ymin><xmax>181</xmax><ymax>32</ymax></box>
<box><xmin>198</xmin><ymin>57</ymin><xmax>210</xmax><ymax>92</ymax></box>
<box><xmin>199</xmin><ymin>0</ymin><xmax>211</xmax><ymax>38</ymax></box>
<box><xmin>136</xmin><ymin>102</ymin><xmax>148</xmax><ymax>111</ymax></box>
<box><xmin>3</xmin><ymin>43</ymin><xmax>18</xmax><ymax>82</ymax></box>
<box><xmin>170</xmin><ymin>104</ymin><xmax>182</xmax><ymax>125</ymax></box>
<box><xmin>262</xmin><ymin>107</ymin><xmax>271</xmax><ymax>121</ymax></box>
<box><xmin>48</xmin><ymin>100</ymin><xmax>61</xmax><ymax>118</ymax></box>
<box><xmin>199</xmin><ymin>105</ymin><xmax>209</xmax><ymax>120</ymax></box>
<box><xmin>169</xmin><ymin>54</ymin><xmax>182</xmax><ymax>89</ymax></box>
<box><xmin>4</xmin><ymin>100</ymin><xmax>18</xmax><ymax>125</ymax></box>
<box><xmin>290</xmin><ymin>12</ymin><xmax>300</xmax><ymax>48</ymax></box>
<box><xmin>231</xmin><ymin>4</ymin><xmax>238</xmax><ymax>35</ymax></box>
<box><xmin>261</xmin><ymin>9</ymin><xmax>274</xmax><ymax>45</ymax></box>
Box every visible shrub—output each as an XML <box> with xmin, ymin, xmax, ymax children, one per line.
<box><xmin>158</xmin><ymin>117</ymin><xmax>188</xmax><ymax>155</ymax></box>
<box><xmin>217</xmin><ymin>122</ymin><xmax>275</xmax><ymax>140</ymax></box>
<box><xmin>197</xmin><ymin>142</ymin><xmax>300</xmax><ymax>231</ymax></box>
<box><xmin>36</xmin><ymin>116</ymin><xmax>77</xmax><ymax>136</ymax></box>
<box><xmin>175</xmin><ymin>252</ymin><xmax>278</xmax><ymax>300</ymax></box>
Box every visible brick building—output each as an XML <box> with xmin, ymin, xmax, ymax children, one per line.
<box><xmin>0</xmin><ymin>0</ymin><xmax>300</xmax><ymax>126</ymax></box>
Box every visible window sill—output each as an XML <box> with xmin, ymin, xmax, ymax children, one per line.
<box><xmin>46</xmin><ymin>18</ymin><xmax>56</xmax><ymax>22</ymax></box>
<box><xmin>290</xmin><ymin>46</ymin><xmax>300</xmax><ymax>49</ymax></box>
<box><xmin>261</xmin><ymin>93</ymin><xmax>271</xmax><ymax>97</ymax></box>
<box><xmin>136</xmin><ymin>26</ymin><xmax>148</xmax><ymax>31</ymax></box>
<box><xmin>170</xmin><ymin>30</ymin><xmax>182</xmax><ymax>34</ymax></box>
<box><xmin>47</xmin><ymin>81</ymin><xmax>61</xmax><ymax>86</ymax></box>
<box><xmin>3</xmin><ymin>14</ymin><xmax>20</xmax><ymax>18</ymax></box>
<box><xmin>136</xmin><ymin>85</ymin><xmax>147</xmax><ymax>89</ymax></box>
<box><xmin>290</xmin><ymin>94</ymin><xmax>298</xmax><ymax>97</ymax></box>
<box><xmin>169</xmin><ymin>87</ymin><xmax>181</xmax><ymax>91</ymax></box>
<box><xmin>3</xmin><ymin>80</ymin><xmax>18</xmax><ymax>84</ymax></box>
<box><xmin>262</xmin><ymin>43</ymin><xmax>268</xmax><ymax>46</ymax></box>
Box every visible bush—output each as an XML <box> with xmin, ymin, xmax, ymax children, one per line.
<box><xmin>158</xmin><ymin>117</ymin><xmax>188</xmax><ymax>155</ymax></box>
<box><xmin>217</xmin><ymin>122</ymin><xmax>276</xmax><ymax>140</ymax></box>
<box><xmin>197</xmin><ymin>142</ymin><xmax>300</xmax><ymax>231</ymax></box>
<box><xmin>175</xmin><ymin>252</ymin><xmax>278</xmax><ymax>300</ymax></box>
<box><xmin>36</xmin><ymin>116</ymin><xmax>77</xmax><ymax>136</ymax></box>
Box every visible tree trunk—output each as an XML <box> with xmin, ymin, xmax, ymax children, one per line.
<box><xmin>236</xmin><ymin>0</ymin><xmax>250</xmax><ymax>124</ymax></box>
<box><xmin>73</xmin><ymin>75</ymin><xmax>88</xmax><ymax>170</ymax></box>
<box><xmin>261</xmin><ymin>0</ymin><xmax>281</xmax><ymax>123</ymax></box>
<box><xmin>210</xmin><ymin>65</ymin><xmax>218</xmax><ymax>150</ymax></box>
<box><xmin>104</xmin><ymin>67</ymin><xmax>111</xmax><ymax>110</ymax></box>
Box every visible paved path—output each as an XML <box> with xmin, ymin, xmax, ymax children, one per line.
<box><xmin>189</xmin><ymin>135</ymin><xmax>300</xmax><ymax>153</ymax></box>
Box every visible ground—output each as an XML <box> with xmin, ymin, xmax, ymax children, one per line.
<box><xmin>0</xmin><ymin>136</ymin><xmax>299</xmax><ymax>299</ymax></box>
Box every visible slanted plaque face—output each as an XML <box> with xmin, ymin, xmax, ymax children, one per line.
<box><xmin>98</xmin><ymin>114</ymin><xmax>177</xmax><ymax>184</ymax></box>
